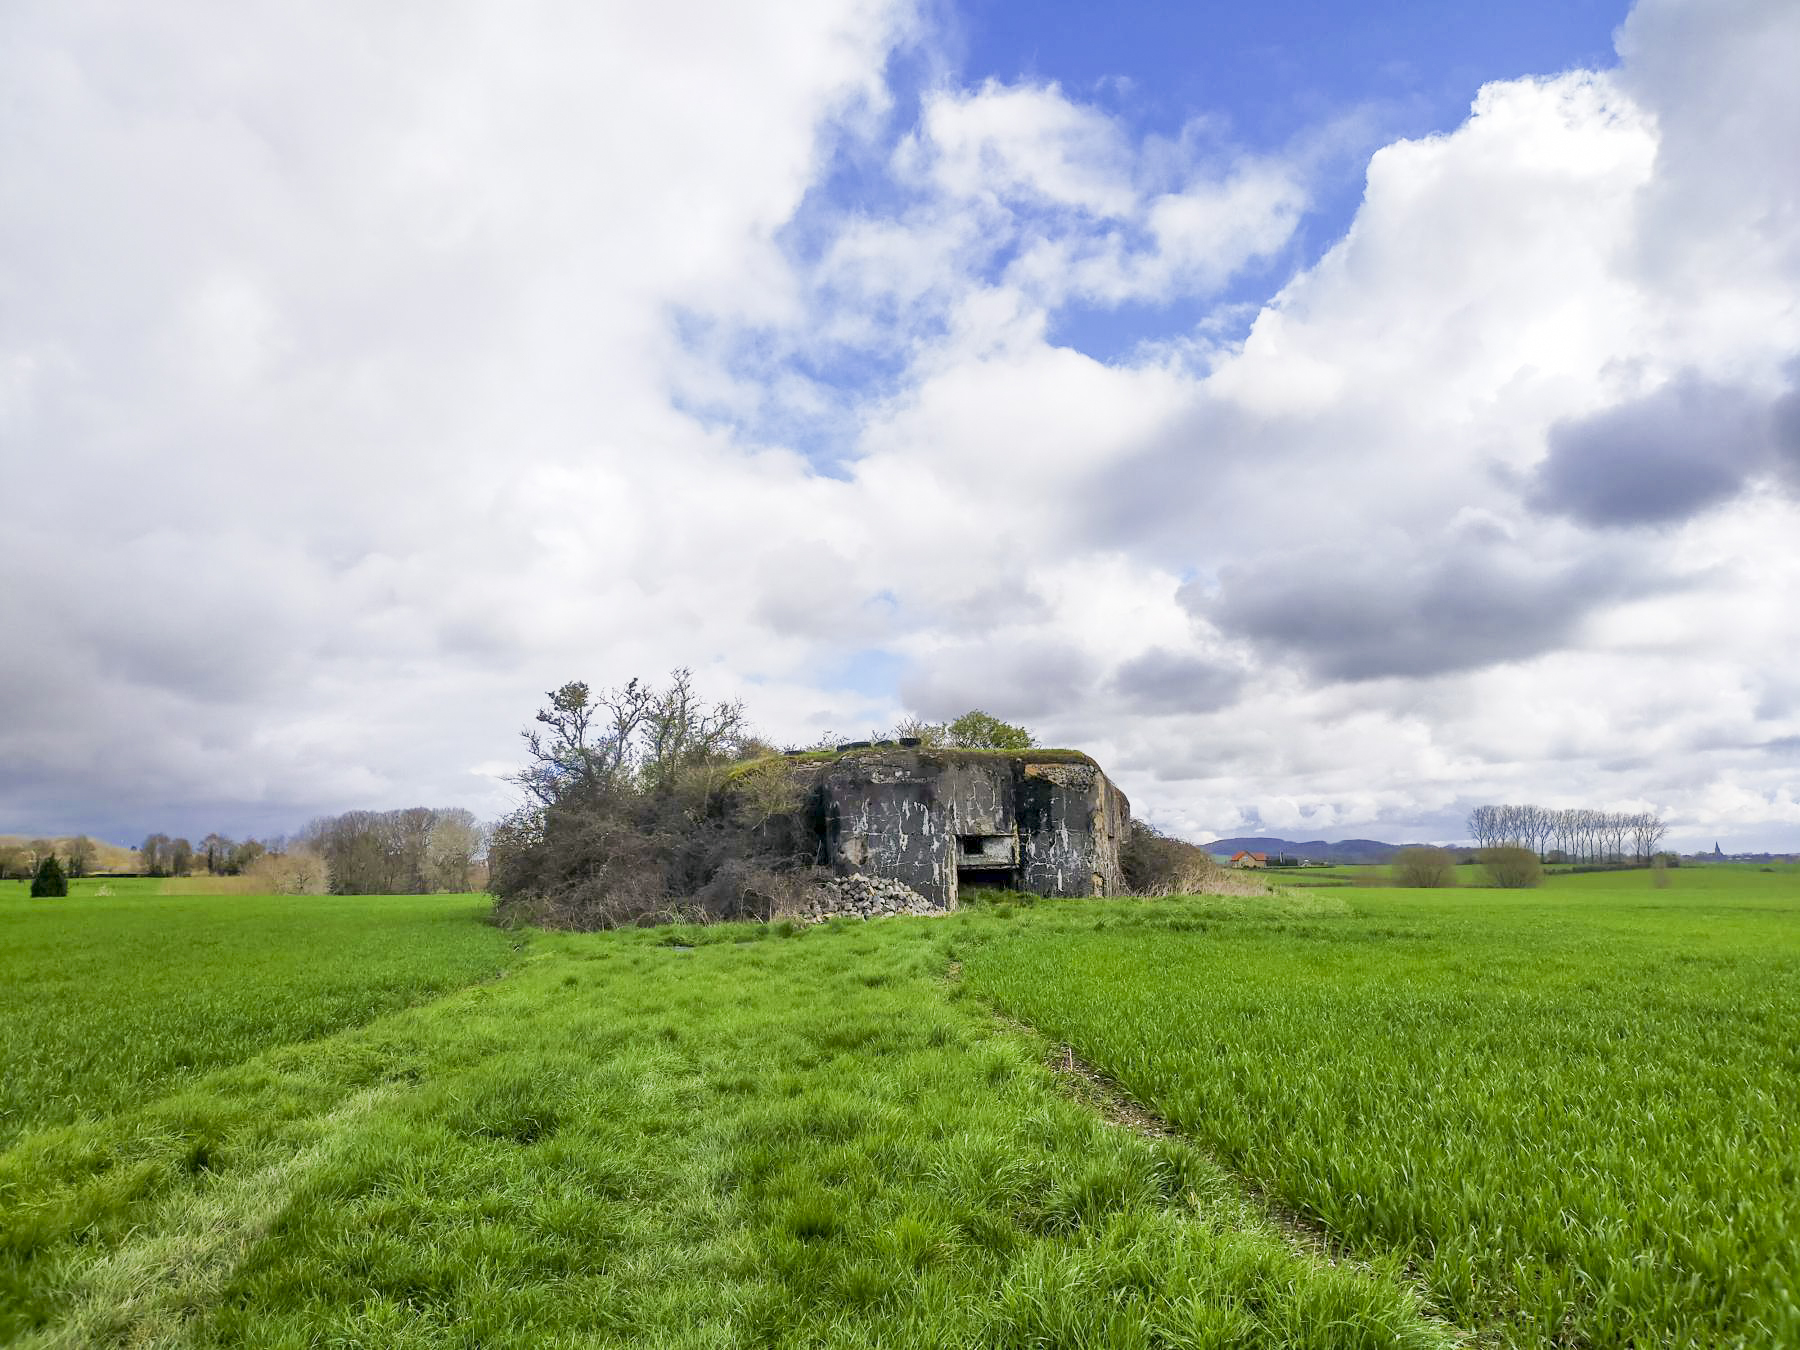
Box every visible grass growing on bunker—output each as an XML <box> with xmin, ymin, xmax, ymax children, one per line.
<box><xmin>963</xmin><ymin>866</ymin><xmax>1800</xmax><ymax>1349</ymax></box>
<box><xmin>1</xmin><ymin>899</ymin><xmax>1450</xmax><ymax>1349</ymax></box>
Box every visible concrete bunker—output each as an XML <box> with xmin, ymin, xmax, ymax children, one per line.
<box><xmin>786</xmin><ymin>747</ymin><xmax>1129</xmax><ymax>910</ymax></box>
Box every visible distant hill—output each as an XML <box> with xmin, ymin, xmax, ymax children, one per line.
<box><xmin>0</xmin><ymin>834</ymin><xmax>139</xmax><ymax>873</ymax></box>
<box><xmin>1201</xmin><ymin>836</ymin><xmax>1429</xmax><ymax>865</ymax></box>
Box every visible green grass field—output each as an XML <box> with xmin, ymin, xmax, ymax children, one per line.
<box><xmin>1</xmin><ymin>888</ymin><xmax>1441</xmax><ymax>1348</ymax></box>
<box><xmin>1</xmin><ymin>868</ymin><xmax>1794</xmax><ymax>1346</ymax></box>
<box><xmin>965</xmin><ymin>868</ymin><xmax>1800</xmax><ymax>1347</ymax></box>
<box><xmin>0</xmin><ymin>889</ymin><xmax>516</xmax><ymax>1145</ymax></box>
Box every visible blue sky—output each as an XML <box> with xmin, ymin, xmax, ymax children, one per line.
<box><xmin>753</xmin><ymin>0</ymin><xmax>1637</xmax><ymax>442</ymax></box>
<box><xmin>953</xmin><ymin>0</ymin><xmax>1626</xmax><ymax>143</ymax></box>
<box><xmin>941</xmin><ymin>0</ymin><xmax>1631</xmax><ymax>356</ymax></box>
<box><xmin>4</xmin><ymin>0</ymin><xmax>1798</xmax><ymax>851</ymax></box>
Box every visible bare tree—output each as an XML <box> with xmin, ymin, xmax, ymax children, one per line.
<box><xmin>392</xmin><ymin>807</ymin><xmax>437</xmax><ymax>893</ymax></box>
<box><xmin>643</xmin><ymin>669</ymin><xmax>747</xmax><ymax>785</ymax></box>
<box><xmin>1574</xmin><ymin>808</ymin><xmax>1601</xmax><ymax>863</ymax></box>
<box><xmin>1529</xmin><ymin>806</ymin><xmax>1556</xmax><ymax>860</ymax></box>
<box><xmin>1552</xmin><ymin>808</ymin><xmax>1578</xmax><ymax>862</ymax></box>
<box><xmin>1471</xmin><ymin>804</ymin><xmax>1667</xmax><ymax>867</ymax></box>
<box><xmin>516</xmin><ymin>679</ymin><xmax>657</xmax><ymax>806</ymax></box>
<box><xmin>1622</xmin><ymin>811</ymin><xmax>1668</xmax><ymax>863</ymax></box>
<box><xmin>246</xmin><ymin>848</ymin><xmax>329</xmax><ymax>895</ymax></box>
<box><xmin>493</xmin><ymin>671</ymin><xmax>811</xmax><ymax>929</ymax></box>
<box><xmin>199</xmin><ymin>833</ymin><xmax>236</xmax><ymax>874</ymax></box>
<box><xmin>65</xmin><ymin>836</ymin><xmax>97</xmax><ymax>878</ymax></box>
<box><xmin>139</xmin><ymin>834</ymin><xmax>170</xmax><ymax>876</ymax></box>
<box><xmin>1601</xmin><ymin>813</ymin><xmax>1629</xmax><ymax>864</ymax></box>
<box><xmin>426</xmin><ymin>809</ymin><xmax>487</xmax><ymax>892</ymax></box>
<box><xmin>297</xmin><ymin>808</ymin><xmax>493</xmax><ymax>894</ymax></box>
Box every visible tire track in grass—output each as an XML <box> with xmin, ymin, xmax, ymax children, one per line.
<box><xmin>965</xmin><ymin>969</ymin><xmax>1481</xmax><ymax>1350</ymax></box>
<box><xmin>16</xmin><ymin>1083</ymin><xmax>396</xmax><ymax>1349</ymax></box>
<box><xmin>15</xmin><ymin>1083</ymin><xmax>396</xmax><ymax>1349</ymax></box>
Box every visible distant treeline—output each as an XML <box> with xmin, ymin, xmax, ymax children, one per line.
<box><xmin>0</xmin><ymin>836</ymin><xmax>103</xmax><ymax>880</ymax></box>
<box><xmin>138</xmin><ymin>833</ymin><xmax>267</xmax><ymax>877</ymax></box>
<box><xmin>297</xmin><ymin>808</ymin><xmax>488</xmax><ymax>895</ymax></box>
<box><xmin>128</xmin><ymin>809</ymin><xmax>488</xmax><ymax>895</ymax></box>
<box><xmin>1467</xmin><ymin>804</ymin><xmax>1668</xmax><ymax>864</ymax></box>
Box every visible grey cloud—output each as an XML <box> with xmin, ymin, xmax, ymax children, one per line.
<box><xmin>1187</xmin><ymin>535</ymin><xmax>1652</xmax><ymax>682</ymax></box>
<box><xmin>1617</xmin><ymin>0</ymin><xmax>1800</xmax><ymax>297</ymax></box>
<box><xmin>1068</xmin><ymin>397</ymin><xmax>1273</xmax><ymax>558</ymax></box>
<box><xmin>928</xmin><ymin>582</ymin><xmax>1053</xmax><ymax>630</ymax></box>
<box><xmin>1108</xmin><ymin>648</ymin><xmax>1244</xmax><ymax>714</ymax></box>
<box><xmin>899</xmin><ymin>639</ymin><xmax>1100</xmax><ymax>723</ymax></box>
<box><xmin>1532</xmin><ymin>374</ymin><xmax>1784</xmax><ymax>527</ymax></box>
<box><xmin>1772</xmin><ymin>378</ymin><xmax>1800</xmax><ymax>487</ymax></box>
<box><xmin>0</xmin><ymin>1</ymin><xmax>912</xmax><ymax>842</ymax></box>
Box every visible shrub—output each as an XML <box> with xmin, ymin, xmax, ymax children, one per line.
<box><xmin>1120</xmin><ymin>821</ymin><xmax>1266</xmax><ymax>897</ymax></box>
<box><xmin>243</xmin><ymin>849</ymin><xmax>329</xmax><ymax>895</ymax></box>
<box><xmin>1392</xmin><ymin>846</ymin><xmax>1457</xmax><ymax>888</ymax></box>
<box><xmin>1122</xmin><ymin>821</ymin><xmax>1212</xmax><ymax>894</ymax></box>
<box><xmin>29</xmin><ymin>853</ymin><xmax>69</xmax><ymax>898</ymax></box>
<box><xmin>944</xmin><ymin>710</ymin><xmax>1034</xmax><ymax>750</ymax></box>
<box><xmin>488</xmin><ymin>744</ymin><xmax>819</xmax><ymax>930</ymax></box>
<box><xmin>489</xmin><ymin>673</ymin><xmax>825</xmax><ymax>930</ymax></box>
<box><xmin>1480</xmin><ymin>846</ymin><xmax>1543</xmax><ymax>889</ymax></box>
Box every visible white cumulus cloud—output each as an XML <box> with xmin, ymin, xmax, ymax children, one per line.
<box><xmin>3</xmin><ymin>0</ymin><xmax>1798</xmax><ymax>855</ymax></box>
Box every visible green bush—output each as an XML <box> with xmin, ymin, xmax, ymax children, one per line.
<box><xmin>1480</xmin><ymin>846</ymin><xmax>1543</xmax><ymax>889</ymax></box>
<box><xmin>29</xmin><ymin>853</ymin><xmax>68</xmax><ymax>898</ymax></box>
<box><xmin>944</xmin><ymin>710</ymin><xmax>1033</xmax><ymax>750</ymax></box>
<box><xmin>1391</xmin><ymin>846</ymin><xmax>1457</xmax><ymax>888</ymax></box>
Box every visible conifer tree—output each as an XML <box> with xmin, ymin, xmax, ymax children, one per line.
<box><xmin>30</xmin><ymin>852</ymin><xmax>69</xmax><ymax>897</ymax></box>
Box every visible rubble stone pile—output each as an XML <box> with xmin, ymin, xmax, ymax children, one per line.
<box><xmin>791</xmin><ymin>871</ymin><xmax>947</xmax><ymax>922</ymax></box>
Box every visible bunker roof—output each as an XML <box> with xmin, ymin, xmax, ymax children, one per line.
<box><xmin>726</xmin><ymin>745</ymin><xmax>1100</xmax><ymax>781</ymax></box>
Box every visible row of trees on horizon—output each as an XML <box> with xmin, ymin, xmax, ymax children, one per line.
<box><xmin>139</xmin><ymin>832</ymin><xmax>268</xmax><ymax>877</ymax></box>
<box><xmin>0</xmin><ymin>836</ymin><xmax>100</xmax><ymax>880</ymax></box>
<box><xmin>297</xmin><ymin>808</ymin><xmax>489</xmax><ymax>895</ymax></box>
<box><xmin>1466</xmin><ymin>804</ymin><xmax>1668</xmax><ymax>864</ymax></box>
<box><xmin>6</xmin><ymin>809</ymin><xmax>491</xmax><ymax>898</ymax></box>
<box><xmin>132</xmin><ymin>809</ymin><xmax>491</xmax><ymax>895</ymax></box>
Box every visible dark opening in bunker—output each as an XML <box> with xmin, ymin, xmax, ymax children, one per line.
<box><xmin>956</xmin><ymin>832</ymin><xmax>1019</xmax><ymax>895</ymax></box>
<box><xmin>957</xmin><ymin>866</ymin><xmax>1020</xmax><ymax>894</ymax></box>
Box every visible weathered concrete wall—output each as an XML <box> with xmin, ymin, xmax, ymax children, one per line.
<box><xmin>794</xmin><ymin>749</ymin><xmax>1129</xmax><ymax>908</ymax></box>
<box><xmin>806</xmin><ymin>754</ymin><xmax>954</xmax><ymax>906</ymax></box>
<box><xmin>1017</xmin><ymin>761</ymin><xmax>1129</xmax><ymax>898</ymax></box>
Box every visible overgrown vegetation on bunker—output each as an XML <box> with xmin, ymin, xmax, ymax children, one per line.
<box><xmin>488</xmin><ymin>674</ymin><xmax>1149</xmax><ymax>929</ymax></box>
<box><xmin>487</xmin><ymin>674</ymin><xmax>816</xmax><ymax>929</ymax></box>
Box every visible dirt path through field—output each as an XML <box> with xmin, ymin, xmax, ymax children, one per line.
<box><xmin>965</xmin><ymin>966</ymin><xmax>1481</xmax><ymax>1350</ymax></box>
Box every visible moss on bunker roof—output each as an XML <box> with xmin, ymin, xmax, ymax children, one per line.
<box><xmin>728</xmin><ymin>745</ymin><xmax>1099</xmax><ymax>779</ymax></box>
